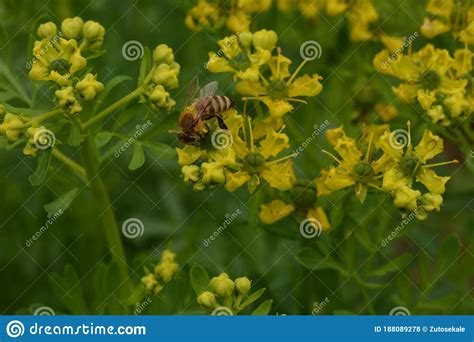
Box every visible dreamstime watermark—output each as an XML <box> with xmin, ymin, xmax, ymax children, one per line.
<box><xmin>211</xmin><ymin>129</ymin><xmax>233</xmax><ymax>149</ymax></box>
<box><xmin>388</xmin><ymin>128</ymin><xmax>410</xmax><ymax>150</ymax></box>
<box><xmin>204</xmin><ymin>32</ymin><xmax>240</xmax><ymax>69</ymax></box>
<box><xmin>133</xmin><ymin>297</ymin><xmax>152</xmax><ymax>315</ymax></box>
<box><xmin>389</xmin><ymin>306</ymin><xmax>411</xmax><ymax>316</ymax></box>
<box><xmin>114</xmin><ymin>120</ymin><xmax>152</xmax><ymax>158</ymax></box>
<box><xmin>381</xmin><ymin>32</ymin><xmax>419</xmax><ymax>69</ymax></box>
<box><xmin>25</xmin><ymin>210</ymin><xmax>63</xmax><ymax>247</ymax></box>
<box><xmin>34</xmin><ymin>128</ymin><xmax>56</xmax><ymax>150</ymax></box>
<box><xmin>121</xmin><ymin>218</ymin><xmax>144</xmax><ymax>239</ymax></box>
<box><xmin>211</xmin><ymin>306</ymin><xmax>233</xmax><ymax>316</ymax></box>
<box><xmin>299</xmin><ymin>217</ymin><xmax>322</xmax><ymax>239</ymax></box>
<box><xmin>292</xmin><ymin>120</ymin><xmax>330</xmax><ymax>157</ymax></box>
<box><xmin>25</xmin><ymin>32</ymin><xmax>63</xmax><ymax>70</ymax></box>
<box><xmin>312</xmin><ymin>297</ymin><xmax>330</xmax><ymax>315</ymax></box>
<box><xmin>122</xmin><ymin>40</ymin><xmax>144</xmax><ymax>61</ymax></box>
<box><xmin>381</xmin><ymin>208</ymin><xmax>424</xmax><ymax>247</ymax></box>
<box><xmin>202</xmin><ymin>208</ymin><xmax>242</xmax><ymax>247</ymax></box>
<box><xmin>33</xmin><ymin>306</ymin><xmax>55</xmax><ymax>316</ymax></box>
<box><xmin>300</xmin><ymin>40</ymin><xmax>322</xmax><ymax>61</ymax></box>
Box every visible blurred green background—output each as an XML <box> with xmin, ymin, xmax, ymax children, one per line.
<box><xmin>0</xmin><ymin>0</ymin><xmax>473</xmax><ymax>315</ymax></box>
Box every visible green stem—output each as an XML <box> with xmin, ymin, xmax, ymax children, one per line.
<box><xmin>22</xmin><ymin>108</ymin><xmax>64</xmax><ymax>127</ymax></box>
<box><xmin>80</xmin><ymin>135</ymin><xmax>132</xmax><ymax>303</ymax></box>
<box><xmin>52</xmin><ymin>148</ymin><xmax>87</xmax><ymax>182</ymax></box>
<box><xmin>83</xmin><ymin>88</ymin><xmax>144</xmax><ymax>130</ymax></box>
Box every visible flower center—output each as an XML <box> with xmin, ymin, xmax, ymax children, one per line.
<box><xmin>269</xmin><ymin>80</ymin><xmax>288</xmax><ymax>99</ymax></box>
<box><xmin>50</xmin><ymin>58</ymin><xmax>71</xmax><ymax>75</ymax></box>
<box><xmin>353</xmin><ymin>161</ymin><xmax>374</xmax><ymax>182</ymax></box>
<box><xmin>290</xmin><ymin>180</ymin><xmax>317</xmax><ymax>209</ymax></box>
<box><xmin>229</xmin><ymin>52</ymin><xmax>251</xmax><ymax>71</ymax></box>
<box><xmin>419</xmin><ymin>69</ymin><xmax>441</xmax><ymax>90</ymax></box>
<box><xmin>243</xmin><ymin>152</ymin><xmax>265</xmax><ymax>170</ymax></box>
<box><xmin>399</xmin><ymin>155</ymin><xmax>419</xmax><ymax>176</ymax></box>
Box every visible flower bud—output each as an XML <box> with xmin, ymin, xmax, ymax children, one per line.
<box><xmin>83</xmin><ymin>20</ymin><xmax>105</xmax><ymax>42</ymax></box>
<box><xmin>209</xmin><ymin>273</ymin><xmax>235</xmax><ymax>297</ymax></box>
<box><xmin>238</xmin><ymin>32</ymin><xmax>253</xmax><ymax>48</ymax></box>
<box><xmin>61</xmin><ymin>17</ymin><xmax>84</xmax><ymax>39</ymax></box>
<box><xmin>252</xmin><ymin>29</ymin><xmax>277</xmax><ymax>50</ymax></box>
<box><xmin>234</xmin><ymin>277</ymin><xmax>251</xmax><ymax>295</ymax></box>
<box><xmin>37</xmin><ymin>22</ymin><xmax>57</xmax><ymax>38</ymax></box>
<box><xmin>201</xmin><ymin>162</ymin><xmax>225</xmax><ymax>184</ymax></box>
<box><xmin>0</xmin><ymin>113</ymin><xmax>24</xmax><ymax>141</ymax></box>
<box><xmin>182</xmin><ymin>165</ymin><xmax>201</xmax><ymax>183</ymax></box>
<box><xmin>149</xmin><ymin>84</ymin><xmax>170</xmax><ymax>105</ymax></box>
<box><xmin>153</xmin><ymin>44</ymin><xmax>174</xmax><ymax>64</ymax></box>
<box><xmin>154</xmin><ymin>259</ymin><xmax>179</xmax><ymax>282</ymax></box>
<box><xmin>55</xmin><ymin>86</ymin><xmax>83</xmax><ymax>115</ymax></box>
<box><xmin>152</xmin><ymin>64</ymin><xmax>179</xmax><ymax>89</ymax></box>
<box><xmin>141</xmin><ymin>274</ymin><xmax>158</xmax><ymax>292</ymax></box>
<box><xmin>75</xmin><ymin>73</ymin><xmax>104</xmax><ymax>101</ymax></box>
<box><xmin>197</xmin><ymin>291</ymin><xmax>218</xmax><ymax>309</ymax></box>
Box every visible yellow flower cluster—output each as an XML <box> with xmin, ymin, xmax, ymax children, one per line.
<box><xmin>141</xmin><ymin>249</ymin><xmax>179</xmax><ymax>295</ymax></box>
<box><xmin>421</xmin><ymin>0</ymin><xmax>474</xmax><ymax>43</ymax></box>
<box><xmin>185</xmin><ymin>0</ymin><xmax>272</xmax><ymax>33</ymax></box>
<box><xmin>29</xmin><ymin>17</ymin><xmax>106</xmax><ymax>115</ymax></box>
<box><xmin>197</xmin><ymin>273</ymin><xmax>257</xmax><ymax>314</ymax></box>
<box><xmin>145</xmin><ymin>44</ymin><xmax>181</xmax><ymax>111</ymax></box>
<box><xmin>276</xmin><ymin>0</ymin><xmax>380</xmax><ymax>42</ymax></box>
<box><xmin>374</xmin><ymin>44</ymin><xmax>473</xmax><ymax>126</ymax></box>
<box><xmin>315</xmin><ymin>124</ymin><xmax>458</xmax><ymax>220</ymax></box>
<box><xmin>208</xmin><ymin>29</ymin><xmax>323</xmax><ymax>128</ymax></box>
<box><xmin>177</xmin><ymin>109</ymin><xmax>295</xmax><ymax>193</ymax></box>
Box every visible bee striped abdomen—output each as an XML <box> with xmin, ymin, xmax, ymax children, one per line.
<box><xmin>203</xmin><ymin>96</ymin><xmax>234</xmax><ymax>116</ymax></box>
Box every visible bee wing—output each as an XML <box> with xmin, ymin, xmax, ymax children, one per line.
<box><xmin>199</xmin><ymin>81</ymin><xmax>218</xmax><ymax>98</ymax></box>
<box><xmin>185</xmin><ymin>75</ymin><xmax>200</xmax><ymax>107</ymax></box>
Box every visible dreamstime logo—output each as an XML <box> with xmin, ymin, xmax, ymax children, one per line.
<box><xmin>114</xmin><ymin>120</ymin><xmax>152</xmax><ymax>158</ymax></box>
<box><xmin>25</xmin><ymin>209</ymin><xmax>63</xmax><ymax>247</ymax></box>
<box><xmin>381</xmin><ymin>32</ymin><xmax>419</xmax><ymax>69</ymax></box>
<box><xmin>292</xmin><ymin>120</ymin><xmax>330</xmax><ymax>157</ymax></box>
<box><xmin>134</xmin><ymin>297</ymin><xmax>152</xmax><ymax>315</ymax></box>
<box><xmin>6</xmin><ymin>320</ymin><xmax>25</xmax><ymax>338</ymax></box>
<box><xmin>299</xmin><ymin>218</ymin><xmax>322</xmax><ymax>238</ymax></box>
<box><xmin>33</xmin><ymin>305</ymin><xmax>55</xmax><ymax>316</ymax></box>
<box><xmin>203</xmin><ymin>208</ymin><xmax>241</xmax><ymax>247</ymax></box>
<box><xmin>34</xmin><ymin>128</ymin><xmax>56</xmax><ymax>150</ymax></box>
<box><xmin>381</xmin><ymin>207</ymin><xmax>424</xmax><ymax>247</ymax></box>
<box><xmin>389</xmin><ymin>129</ymin><xmax>409</xmax><ymax>150</ymax></box>
<box><xmin>26</xmin><ymin>32</ymin><xmax>63</xmax><ymax>70</ymax></box>
<box><xmin>204</xmin><ymin>32</ymin><xmax>240</xmax><ymax>69</ymax></box>
<box><xmin>211</xmin><ymin>306</ymin><xmax>233</xmax><ymax>316</ymax></box>
<box><xmin>389</xmin><ymin>306</ymin><xmax>411</xmax><ymax>316</ymax></box>
<box><xmin>312</xmin><ymin>297</ymin><xmax>330</xmax><ymax>315</ymax></box>
<box><xmin>300</xmin><ymin>40</ymin><xmax>322</xmax><ymax>61</ymax></box>
<box><xmin>121</xmin><ymin>218</ymin><xmax>144</xmax><ymax>238</ymax></box>
<box><xmin>122</xmin><ymin>40</ymin><xmax>144</xmax><ymax>61</ymax></box>
<box><xmin>211</xmin><ymin>129</ymin><xmax>233</xmax><ymax>149</ymax></box>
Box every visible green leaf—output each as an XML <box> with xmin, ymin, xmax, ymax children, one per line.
<box><xmin>434</xmin><ymin>235</ymin><xmax>460</xmax><ymax>281</ymax></box>
<box><xmin>190</xmin><ymin>264</ymin><xmax>209</xmax><ymax>295</ymax></box>
<box><xmin>248</xmin><ymin>188</ymin><xmax>264</xmax><ymax>230</ymax></box>
<box><xmin>123</xmin><ymin>284</ymin><xmax>146</xmax><ymax>306</ymax></box>
<box><xmin>28</xmin><ymin>149</ymin><xmax>52</xmax><ymax>186</ymax></box>
<box><xmin>369</xmin><ymin>253</ymin><xmax>412</xmax><ymax>277</ymax></box>
<box><xmin>142</xmin><ymin>141</ymin><xmax>176</xmax><ymax>160</ymax></box>
<box><xmin>95</xmin><ymin>131</ymin><xmax>113</xmax><ymax>148</ymax></box>
<box><xmin>50</xmin><ymin>264</ymin><xmax>88</xmax><ymax>314</ymax></box>
<box><xmin>330</xmin><ymin>204</ymin><xmax>345</xmax><ymax>229</ymax></box>
<box><xmin>296</xmin><ymin>247</ymin><xmax>348</xmax><ymax>275</ymax></box>
<box><xmin>240</xmin><ymin>288</ymin><xmax>266</xmax><ymax>309</ymax></box>
<box><xmin>128</xmin><ymin>142</ymin><xmax>145</xmax><ymax>170</ymax></box>
<box><xmin>251</xmin><ymin>299</ymin><xmax>272</xmax><ymax>315</ymax></box>
<box><xmin>138</xmin><ymin>47</ymin><xmax>151</xmax><ymax>87</ymax></box>
<box><xmin>44</xmin><ymin>188</ymin><xmax>79</xmax><ymax>214</ymax></box>
<box><xmin>68</xmin><ymin>124</ymin><xmax>81</xmax><ymax>146</ymax></box>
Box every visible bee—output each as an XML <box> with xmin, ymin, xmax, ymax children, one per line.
<box><xmin>176</xmin><ymin>76</ymin><xmax>235</xmax><ymax>145</ymax></box>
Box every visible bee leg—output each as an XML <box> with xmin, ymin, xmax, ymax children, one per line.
<box><xmin>216</xmin><ymin>115</ymin><xmax>228</xmax><ymax>130</ymax></box>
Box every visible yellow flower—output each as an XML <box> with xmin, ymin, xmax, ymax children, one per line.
<box><xmin>326</xmin><ymin>0</ymin><xmax>349</xmax><ymax>16</ymax></box>
<box><xmin>75</xmin><ymin>73</ymin><xmax>104</xmax><ymax>101</ymax></box>
<box><xmin>209</xmin><ymin>273</ymin><xmax>235</xmax><ymax>297</ymax></box>
<box><xmin>61</xmin><ymin>17</ymin><xmax>84</xmax><ymax>39</ymax></box>
<box><xmin>55</xmin><ymin>86</ymin><xmax>82</xmax><ymax>115</ymax></box>
<box><xmin>234</xmin><ymin>276</ymin><xmax>251</xmax><ymax>295</ymax></box>
<box><xmin>82</xmin><ymin>20</ymin><xmax>105</xmax><ymax>49</ymax></box>
<box><xmin>347</xmin><ymin>0</ymin><xmax>379</xmax><ymax>41</ymax></box>
<box><xmin>380</xmin><ymin>123</ymin><xmax>458</xmax><ymax>203</ymax></box>
<box><xmin>238</xmin><ymin>51</ymin><xmax>323</xmax><ymax>119</ymax></box>
<box><xmin>207</xmin><ymin>30</ymin><xmax>273</xmax><ymax>81</ymax></box>
<box><xmin>185</xmin><ymin>0</ymin><xmax>224</xmax><ymax>32</ymax></box>
<box><xmin>259</xmin><ymin>199</ymin><xmax>295</xmax><ymax>224</ymax></box>
<box><xmin>222</xmin><ymin>112</ymin><xmax>295</xmax><ymax>192</ymax></box>
<box><xmin>29</xmin><ymin>38</ymin><xmax>87</xmax><ymax>86</ymax></box>
<box><xmin>37</xmin><ymin>22</ymin><xmax>57</xmax><ymax>38</ymax></box>
<box><xmin>197</xmin><ymin>291</ymin><xmax>218</xmax><ymax>309</ymax></box>
<box><xmin>226</xmin><ymin>11</ymin><xmax>250</xmax><ymax>33</ymax></box>
<box><xmin>306</xmin><ymin>206</ymin><xmax>331</xmax><ymax>231</ymax></box>
<box><xmin>0</xmin><ymin>113</ymin><xmax>24</xmax><ymax>142</ymax></box>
